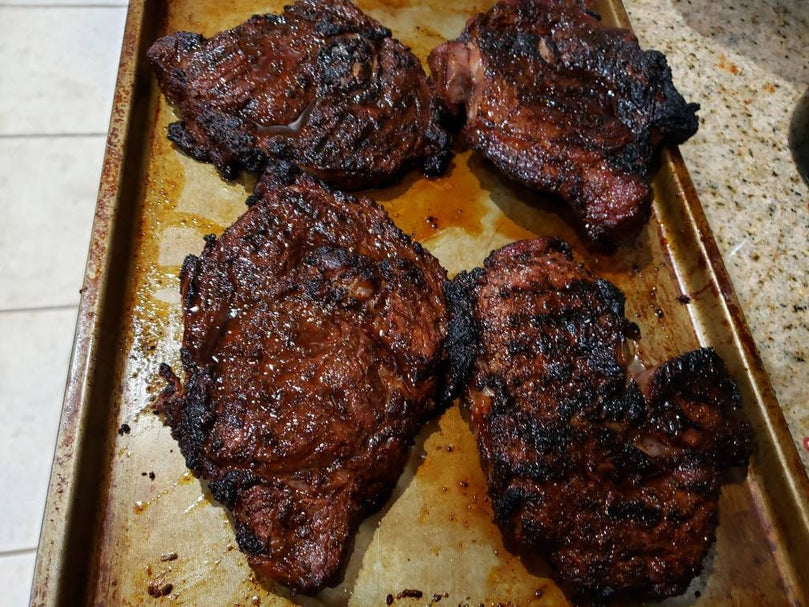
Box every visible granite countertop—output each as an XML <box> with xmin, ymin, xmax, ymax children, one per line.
<box><xmin>624</xmin><ymin>0</ymin><xmax>808</xmax><ymax>469</ymax></box>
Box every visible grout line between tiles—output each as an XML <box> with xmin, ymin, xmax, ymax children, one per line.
<box><xmin>0</xmin><ymin>304</ymin><xmax>78</xmax><ymax>315</ymax></box>
<box><xmin>0</xmin><ymin>547</ymin><xmax>37</xmax><ymax>558</ymax></box>
<box><xmin>0</xmin><ymin>133</ymin><xmax>107</xmax><ymax>139</ymax></box>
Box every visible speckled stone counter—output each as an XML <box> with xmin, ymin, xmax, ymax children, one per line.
<box><xmin>624</xmin><ymin>0</ymin><xmax>808</xmax><ymax>468</ymax></box>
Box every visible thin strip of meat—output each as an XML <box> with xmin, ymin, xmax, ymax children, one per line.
<box><xmin>156</xmin><ymin>162</ymin><xmax>449</xmax><ymax>593</ymax></box>
<box><xmin>148</xmin><ymin>0</ymin><xmax>451</xmax><ymax>188</ymax></box>
<box><xmin>446</xmin><ymin>238</ymin><xmax>752</xmax><ymax>600</ymax></box>
<box><xmin>429</xmin><ymin>0</ymin><xmax>699</xmax><ymax>243</ymax></box>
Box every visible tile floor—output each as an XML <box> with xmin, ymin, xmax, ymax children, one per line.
<box><xmin>0</xmin><ymin>1</ymin><xmax>128</xmax><ymax>604</ymax></box>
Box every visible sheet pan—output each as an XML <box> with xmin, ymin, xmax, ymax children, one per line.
<box><xmin>31</xmin><ymin>1</ymin><xmax>809</xmax><ymax>605</ymax></box>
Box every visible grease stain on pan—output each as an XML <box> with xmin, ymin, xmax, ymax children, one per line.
<box><xmin>373</xmin><ymin>150</ymin><xmax>488</xmax><ymax>240</ymax></box>
<box><xmin>357</xmin><ymin>0</ymin><xmax>490</xmax><ymax>63</ymax></box>
<box><xmin>132</xmin><ymin>471</ymin><xmax>197</xmax><ymax>515</ymax></box>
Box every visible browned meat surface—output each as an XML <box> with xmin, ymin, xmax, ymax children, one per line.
<box><xmin>148</xmin><ymin>0</ymin><xmax>450</xmax><ymax>188</ymax></box>
<box><xmin>446</xmin><ymin>238</ymin><xmax>751</xmax><ymax>600</ymax></box>
<box><xmin>429</xmin><ymin>0</ymin><xmax>699</xmax><ymax>243</ymax></box>
<box><xmin>157</xmin><ymin>162</ymin><xmax>449</xmax><ymax>593</ymax></box>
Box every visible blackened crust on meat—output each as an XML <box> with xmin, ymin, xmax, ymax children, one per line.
<box><xmin>147</xmin><ymin>0</ymin><xmax>451</xmax><ymax>188</ymax></box>
<box><xmin>428</xmin><ymin>0</ymin><xmax>699</xmax><ymax>243</ymax></box>
<box><xmin>155</xmin><ymin>162</ymin><xmax>449</xmax><ymax>593</ymax></box>
<box><xmin>442</xmin><ymin>271</ymin><xmax>483</xmax><ymax>403</ymax></box>
<box><xmin>450</xmin><ymin>238</ymin><xmax>752</xmax><ymax>600</ymax></box>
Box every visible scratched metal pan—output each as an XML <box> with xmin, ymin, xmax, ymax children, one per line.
<box><xmin>31</xmin><ymin>0</ymin><xmax>809</xmax><ymax>605</ymax></box>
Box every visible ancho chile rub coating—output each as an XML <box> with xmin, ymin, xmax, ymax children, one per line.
<box><xmin>446</xmin><ymin>238</ymin><xmax>751</xmax><ymax>600</ymax></box>
<box><xmin>429</xmin><ymin>0</ymin><xmax>699</xmax><ymax>243</ymax></box>
<box><xmin>147</xmin><ymin>0</ymin><xmax>450</xmax><ymax>188</ymax></box>
<box><xmin>157</xmin><ymin>163</ymin><xmax>449</xmax><ymax>593</ymax></box>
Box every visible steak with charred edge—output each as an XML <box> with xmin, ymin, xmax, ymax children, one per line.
<box><xmin>446</xmin><ymin>238</ymin><xmax>751</xmax><ymax>600</ymax></box>
<box><xmin>156</xmin><ymin>162</ymin><xmax>449</xmax><ymax>593</ymax></box>
<box><xmin>147</xmin><ymin>0</ymin><xmax>451</xmax><ymax>188</ymax></box>
<box><xmin>429</xmin><ymin>0</ymin><xmax>699</xmax><ymax>243</ymax></box>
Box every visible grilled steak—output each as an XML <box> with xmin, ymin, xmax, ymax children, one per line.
<box><xmin>429</xmin><ymin>0</ymin><xmax>699</xmax><ymax>243</ymax></box>
<box><xmin>147</xmin><ymin>0</ymin><xmax>451</xmax><ymax>188</ymax></box>
<box><xmin>446</xmin><ymin>238</ymin><xmax>752</xmax><ymax>600</ymax></box>
<box><xmin>157</xmin><ymin>162</ymin><xmax>449</xmax><ymax>593</ymax></box>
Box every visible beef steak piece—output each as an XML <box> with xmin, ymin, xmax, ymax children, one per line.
<box><xmin>429</xmin><ymin>0</ymin><xmax>699</xmax><ymax>243</ymax></box>
<box><xmin>446</xmin><ymin>238</ymin><xmax>751</xmax><ymax>600</ymax></box>
<box><xmin>148</xmin><ymin>0</ymin><xmax>451</xmax><ymax>188</ymax></box>
<box><xmin>157</xmin><ymin>162</ymin><xmax>449</xmax><ymax>593</ymax></box>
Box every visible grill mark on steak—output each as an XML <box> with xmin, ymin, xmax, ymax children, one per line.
<box><xmin>156</xmin><ymin>162</ymin><xmax>450</xmax><ymax>593</ymax></box>
<box><xmin>147</xmin><ymin>0</ymin><xmax>451</xmax><ymax>188</ymax></box>
<box><xmin>429</xmin><ymin>0</ymin><xmax>699</xmax><ymax>244</ymax></box>
<box><xmin>447</xmin><ymin>238</ymin><xmax>752</xmax><ymax>600</ymax></box>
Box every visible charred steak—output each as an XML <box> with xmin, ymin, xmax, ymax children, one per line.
<box><xmin>429</xmin><ymin>0</ymin><xmax>699</xmax><ymax>243</ymax></box>
<box><xmin>446</xmin><ymin>238</ymin><xmax>751</xmax><ymax>599</ymax></box>
<box><xmin>157</xmin><ymin>162</ymin><xmax>449</xmax><ymax>593</ymax></box>
<box><xmin>148</xmin><ymin>0</ymin><xmax>450</xmax><ymax>188</ymax></box>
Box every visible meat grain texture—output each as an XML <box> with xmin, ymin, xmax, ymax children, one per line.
<box><xmin>447</xmin><ymin>238</ymin><xmax>752</xmax><ymax>600</ymax></box>
<box><xmin>429</xmin><ymin>0</ymin><xmax>699</xmax><ymax>243</ymax></box>
<box><xmin>157</xmin><ymin>163</ymin><xmax>449</xmax><ymax>593</ymax></box>
<box><xmin>148</xmin><ymin>0</ymin><xmax>451</xmax><ymax>188</ymax></box>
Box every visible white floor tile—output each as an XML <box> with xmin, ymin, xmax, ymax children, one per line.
<box><xmin>0</xmin><ymin>137</ymin><xmax>105</xmax><ymax>310</ymax></box>
<box><xmin>0</xmin><ymin>1</ymin><xmax>126</xmax><ymax>5</ymax></box>
<box><xmin>0</xmin><ymin>6</ymin><xmax>127</xmax><ymax>135</ymax></box>
<box><xmin>0</xmin><ymin>308</ymin><xmax>77</xmax><ymax>552</ymax></box>
<box><xmin>0</xmin><ymin>551</ymin><xmax>36</xmax><ymax>607</ymax></box>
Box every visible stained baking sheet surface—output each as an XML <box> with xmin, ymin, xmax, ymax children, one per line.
<box><xmin>32</xmin><ymin>1</ymin><xmax>809</xmax><ymax>605</ymax></box>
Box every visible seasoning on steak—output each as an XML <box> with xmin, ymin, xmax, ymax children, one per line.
<box><xmin>156</xmin><ymin>162</ymin><xmax>449</xmax><ymax>593</ymax></box>
<box><xmin>429</xmin><ymin>0</ymin><xmax>699</xmax><ymax>243</ymax></box>
<box><xmin>446</xmin><ymin>238</ymin><xmax>752</xmax><ymax>600</ymax></box>
<box><xmin>147</xmin><ymin>0</ymin><xmax>451</xmax><ymax>188</ymax></box>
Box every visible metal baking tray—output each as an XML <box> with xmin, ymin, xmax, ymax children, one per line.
<box><xmin>31</xmin><ymin>0</ymin><xmax>809</xmax><ymax>605</ymax></box>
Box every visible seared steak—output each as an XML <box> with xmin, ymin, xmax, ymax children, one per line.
<box><xmin>447</xmin><ymin>238</ymin><xmax>751</xmax><ymax>599</ymax></box>
<box><xmin>429</xmin><ymin>0</ymin><xmax>699</xmax><ymax>243</ymax></box>
<box><xmin>148</xmin><ymin>0</ymin><xmax>451</xmax><ymax>188</ymax></box>
<box><xmin>157</xmin><ymin>162</ymin><xmax>449</xmax><ymax>593</ymax></box>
